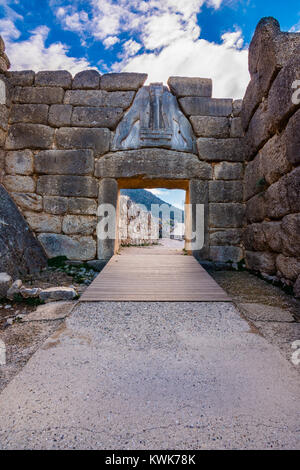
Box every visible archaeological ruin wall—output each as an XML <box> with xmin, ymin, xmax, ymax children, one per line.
<box><xmin>0</xmin><ymin>16</ymin><xmax>299</xmax><ymax>295</ymax></box>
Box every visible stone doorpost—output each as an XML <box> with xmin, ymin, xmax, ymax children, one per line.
<box><xmin>97</xmin><ymin>178</ymin><xmax>119</xmax><ymax>261</ymax></box>
<box><xmin>186</xmin><ymin>180</ymin><xmax>209</xmax><ymax>259</ymax></box>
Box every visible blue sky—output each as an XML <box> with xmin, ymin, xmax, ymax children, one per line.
<box><xmin>1</xmin><ymin>1</ymin><xmax>299</xmax><ymax>99</ymax></box>
<box><xmin>0</xmin><ymin>0</ymin><xmax>299</xmax><ymax>208</ymax></box>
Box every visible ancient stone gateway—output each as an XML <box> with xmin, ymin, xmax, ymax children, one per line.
<box><xmin>0</xmin><ymin>17</ymin><xmax>299</xmax><ymax>296</ymax></box>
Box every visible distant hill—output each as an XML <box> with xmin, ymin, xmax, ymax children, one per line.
<box><xmin>120</xmin><ymin>189</ymin><xmax>183</xmax><ymax>222</ymax></box>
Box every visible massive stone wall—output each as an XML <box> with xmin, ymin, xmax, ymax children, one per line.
<box><xmin>0</xmin><ymin>16</ymin><xmax>299</xmax><ymax>296</ymax></box>
<box><xmin>241</xmin><ymin>18</ymin><xmax>300</xmax><ymax>296</ymax></box>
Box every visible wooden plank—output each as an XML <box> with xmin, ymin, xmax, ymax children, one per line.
<box><xmin>80</xmin><ymin>246</ymin><xmax>230</xmax><ymax>302</ymax></box>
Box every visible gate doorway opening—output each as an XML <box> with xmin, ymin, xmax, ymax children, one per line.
<box><xmin>118</xmin><ymin>187</ymin><xmax>186</xmax><ymax>252</ymax></box>
<box><xmin>115</xmin><ymin>179</ymin><xmax>190</xmax><ymax>256</ymax></box>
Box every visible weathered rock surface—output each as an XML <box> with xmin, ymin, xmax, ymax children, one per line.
<box><xmin>71</xmin><ymin>106</ymin><xmax>123</xmax><ymax>129</ymax></box>
<box><xmin>64</xmin><ymin>90</ymin><xmax>134</xmax><ymax>109</ymax></box>
<box><xmin>95</xmin><ymin>149</ymin><xmax>212</xmax><ymax>180</ymax></box>
<box><xmin>214</xmin><ymin>162</ymin><xmax>243</xmax><ymax>180</ymax></box>
<box><xmin>168</xmin><ymin>77</ymin><xmax>212</xmax><ymax>98</ymax></box>
<box><xmin>276</xmin><ymin>254</ymin><xmax>300</xmax><ymax>281</ymax></box>
<box><xmin>13</xmin><ymin>86</ymin><xmax>64</xmax><ymax>104</ymax></box>
<box><xmin>11</xmin><ymin>192</ymin><xmax>42</xmax><ymax>212</ymax></box>
<box><xmin>4</xmin><ymin>175</ymin><xmax>35</xmax><ymax>193</ymax></box>
<box><xmin>209</xmin><ymin>203</ymin><xmax>245</xmax><ymax>228</ymax></box>
<box><xmin>0</xmin><ymin>184</ymin><xmax>47</xmax><ymax>277</ymax></box>
<box><xmin>197</xmin><ymin>138</ymin><xmax>246</xmax><ymax>162</ymax></box>
<box><xmin>43</xmin><ymin>196</ymin><xmax>68</xmax><ymax>215</ymax></box>
<box><xmin>72</xmin><ymin>70</ymin><xmax>100</xmax><ymax>89</ymax></box>
<box><xmin>285</xmin><ymin>109</ymin><xmax>300</xmax><ymax>165</ymax></box>
<box><xmin>6</xmin><ymin>70</ymin><xmax>35</xmax><ymax>86</ymax></box>
<box><xmin>210</xmin><ymin>246</ymin><xmax>243</xmax><ymax>263</ymax></box>
<box><xmin>245</xmin><ymin>251</ymin><xmax>277</xmax><ymax>275</ymax></box>
<box><xmin>39</xmin><ymin>287</ymin><xmax>77</xmax><ymax>303</ymax></box>
<box><xmin>37</xmin><ymin>175</ymin><xmax>98</xmax><ymax>198</ymax></box>
<box><xmin>209</xmin><ymin>181</ymin><xmax>243</xmax><ymax>203</ymax></box>
<box><xmin>210</xmin><ymin>229</ymin><xmax>242</xmax><ymax>246</ymax></box>
<box><xmin>48</xmin><ymin>104</ymin><xmax>72</xmax><ymax>127</ymax></box>
<box><xmin>179</xmin><ymin>97</ymin><xmax>232</xmax><ymax>117</ymax></box>
<box><xmin>6</xmin><ymin>279</ymin><xmax>22</xmax><ymax>300</ymax></box>
<box><xmin>9</xmin><ymin>104</ymin><xmax>49</xmax><ymax>125</ymax></box>
<box><xmin>35</xmin><ymin>71</ymin><xmax>72</xmax><ymax>88</ymax></box>
<box><xmin>38</xmin><ymin>233</ymin><xmax>96</xmax><ymax>260</ymax></box>
<box><xmin>5</xmin><ymin>150</ymin><xmax>33</xmax><ymax>175</ymax></box>
<box><xmin>24</xmin><ymin>212</ymin><xmax>62</xmax><ymax>233</ymax></box>
<box><xmin>5</xmin><ymin>123</ymin><xmax>54</xmax><ymax>150</ymax></box>
<box><xmin>68</xmin><ymin>198</ymin><xmax>97</xmax><ymax>215</ymax></box>
<box><xmin>190</xmin><ymin>116</ymin><xmax>229</xmax><ymax>138</ymax></box>
<box><xmin>56</xmin><ymin>127</ymin><xmax>110</xmax><ymax>156</ymax></box>
<box><xmin>34</xmin><ymin>149</ymin><xmax>94</xmax><ymax>175</ymax></box>
<box><xmin>62</xmin><ymin>215</ymin><xmax>96</xmax><ymax>235</ymax></box>
<box><xmin>101</xmin><ymin>73</ymin><xmax>147</xmax><ymax>91</ymax></box>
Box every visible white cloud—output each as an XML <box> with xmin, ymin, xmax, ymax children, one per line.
<box><xmin>289</xmin><ymin>20</ymin><xmax>300</xmax><ymax>32</ymax></box>
<box><xmin>5</xmin><ymin>25</ymin><xmax>91</xmax><ymax>74</ymax></box>
<box><xmin>103</xmin><ymin>36</ymin><xmax>120</xmax><ymax>49</ymax></box>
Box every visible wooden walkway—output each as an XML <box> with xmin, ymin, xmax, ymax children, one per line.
<box><xmin>80</xmin><ymin>242</ymin><xmax>230</xmax><ymax>302</ymax></box>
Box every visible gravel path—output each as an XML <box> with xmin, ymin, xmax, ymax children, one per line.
<box><xmin>0</xmin><ymin>301</ymin><xmax>299</xmax><ymax>450</ymax></box>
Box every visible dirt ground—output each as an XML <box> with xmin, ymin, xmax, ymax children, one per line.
<box><xmin>0</xmin><ymin>263</ymin><xmax>299</xmax><ymax>395</ymax></box>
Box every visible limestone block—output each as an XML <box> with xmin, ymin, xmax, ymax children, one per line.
<box><xmin>294</xmin><ymin>276</ymin><xmax>300</xmax><ymax>298</ymax></box>
<box><xmin>9</xmin><ymin>104</ymin><xmax>49</xmax><ymax>124</ymax></box>
<box><xmin>233</xmin><ymin>100</ymin><xmax>242</xmax><ymax>117</ymax></box>
<box><xmin>56</xmin><ymin>127</ymin><xmax>110</xmax><ymax>156</ymax></box>
<box><xmin>71</xmin><ymin>106</ymin><xmax>123</xmax><ymax>129</ymax></box>
<box><xmin>68</xmin><ymin>198</ymin><xmax>97</xmax><ymax>215</ymax></box>
<box><xmin>62</xmin><ymin>215</ymin><xmax>97</xmax><ymax>235</ymax></box>
<box><xmin>35</xmin><ymin>71</ymin><xmax>72</xmax><ymax>88</ymax></box>
<box><xmin>281</xmin><ymin>214</ymin><xmax>300</xmax><ymax>258</ymax></box>
<box><xmin>285</xmin><ymin>109</ymin><xmax>300</xmax><ymax>165</ymax></box>
<box><xmin>6</xmin><ymin>70</ymin><xmax>35</xmax><ymax>86</ymax></box>
<box><xmin>43</xmin><ymin>196</ymin><xmax>68</xmax><ymax>215</ymax></box>
<box><xmin>0</xmin><ymin>53</ymin><xmax>10</xmax><ymax>72</ymax></box>
<box><xmin>0</xmin><ymin>129</ymin><xmax>5</xmax><ymax>146</ymax></box>
<box><xmin>13</xmin><ymin>86</ymin><xmax>64</xmax><ymax>104</ymax></box>
<box><xmin>197</xmin><ymin>138</ymin><xmax>246</xmax><ymax>162</ymax></box>
<box><xmin>0</xmin><ymin>104</ymin><xmax>8</xmax><ymax>130</ymax></box>
<box><xmin>95</xmin><ymin>149</ymin><xmax>212</xmax><ymax>180</ymax></box>
<box><xmin>276</xmin><ymin>254</ymin><xmax>300</xmax><ymax>281</ymax></box>
<box><xmin>167</xmin><ymin>77</ymin><xmax>212</xmax><ymax>98</ymax></box>
<box><xmin>48</xmin><ymin>104</ymin><xmax>72</xmax><ymax>127</ymax></box>
<box><xmin>179</xmin><ymin>97</ymin><xmax>232</xmax><ymax>117</ymax></box>
<box><xmin>214</xmin><ymin>162</ymin><xmax>243</xmax><ymax>180</ymax></box>
<box><xmin>34</xmin><ymin>149</ymin><xmax>94</xmax><ymax>175</ymax></box>
<box><xmin>190</xmin><ymin>116</ymin><xmax>229</xmax><ymax>138</ymax></box>
<box><xmin>5</xmin><ymin>150</ymin><xmax>33</xmax><ymax>175</ymax></box>
<box><xmin>245</xmin><ymin>100</ymin><xmax>271</xmax><ymax>156</ymax></box>
<box><xmin>39</xmin><ymin>287</ymin><xmax>77</xmax><ymax>303</ymax></box>
<box><xmin>285</xmin><ymin>167</ymin><xmax>300</xmax><ymax>213</ymax></box>
<box><xmin>244</xmin><ymin>154</ymin><xmax>264</xmax><ymax>201</ymax></box>
<box><xmin>64</xmin><ymin>89</ymin><xmax>134</xmax><ymax>108</ymax></box>
<box><xmin>259</xmin><ymin>133</ymin><xmax>291</xmax><ymax>185</ymax></box>
<box><xmin>11</xmin><ymin>192</ymin><xmax>43</xmax><ymax>212</ymax></box>
<box><xmin>230</xmin><ymin>118</ymin><xmax>244</xmax><ymax>138</ymax></box>
<box><xmin>5</xmin><ymin>123</ymin><xmax>54</xmax><ymax>150</ymax></box>
<box><xmin>101</xmin><ymin>73</ymin><xmax>147</xmax><ymax>91</ymax></box>
<box><xmin>4</xmin><ymin>175</ymin><xmax>35</xmax><ymax>192</ymax></box>
<box><xmin>0</xmin><ymin>79</ymin><xmax>6</xmax><ymax>104</ymax></box>
<box><xmin>243</xmin><ymin>224</ymin><xmax>268</xmax><ymax>251</ymax></box>
<box><xmin>210</xmin><ymin>246</ymin><xmax>243</xmax><ymax>263</ymax></box>
<box><xmin>38</xmin><ymin>233</ymin><xmax>96</xmax><ymax>260</ymax></box>
<box><xmin>98</xmin><ymin>178</ymin><xmax>118</xmax><ymax>261</ymax></box>
<box><xmin>209</xmin><ymin>181</ymin><xmax>243</xmax><ymax>203</ymax></box>
<box><xmin>210</xmin><ymin>229</ymin><xmax>242</xmax><ymax>246</ymax></box>
<box><xmin>267</xmin><ymin>54</ymin><xmax>300</xmax><ymax>134</ymax></box>
<box><xmin>72</xmin><ymin>70</ymin><xmax>100</xmax><ymax>89</ymax></box>
<box><xmin>262</xmin><ymin>221</ymin><xmax>283</xmax><ymax>253</ymax></box>
<box><xmin>245</xmin><ymin>193</ymin><xmax>266</xmax><ymax>223</ymax></box>
<box><xmin>245</xmin><ymin>250</ymin><xmax>277</xmax><ymax>275</ymax></box>
<box><xmin>209</xmin><ymin>203</ymin><xmax>245</xmax><ymax>228</ymax></box>
<box><xmin>265</xmin><ymin>178</ymin><xmax>290</xmax><ymax>219</ymax></box>
<box><xmin>24</xmin><ymin>211</ymin><xmax>62</xmax><ymax>233</ymax></box>
<box><xmin>37</xmin><ymin>175</ymin><xmax>98</xmax><ymax>197</ymax></box>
